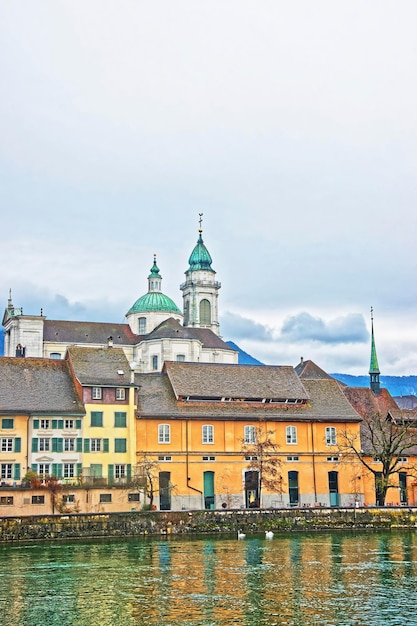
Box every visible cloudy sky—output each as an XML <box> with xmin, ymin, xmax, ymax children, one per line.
<box><xmin>1</xmin><ymin>1</ymin><xmax>416</xmax><ymax>375</ymax></box>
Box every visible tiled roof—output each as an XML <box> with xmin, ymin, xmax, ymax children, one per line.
<box><xmin>343</xmin><ymin>387</ymin><xmax>401</xmax><ymax>420</ymax></box>
<box><xmin>294</xmin><ymin>359</ymin><xmax>335</xmax><ymax>380</ymax></box>
<box><xmin>146</xmin><ymin>318</ymin><xmax>236</xmax><ymax>351</ymax></box>
<box><xmin>67</xmin><ymin>347</ymin><xmax>132</xmax><ymax>386</ymax></box>
<box><xmin>163</xmin><ymin>361</ymin><xmax>308</xmax><ymax>400</ymax></box>
<box><xmin>44</xmin><ymin>320</ymin><xmax>140</xmax><ymax>346</ymax></box>
<box><xmin>135</xmin><ymin>365</ymin><xmax>360</xmax><ymax>422</ymax></box>
<box><xmin>0</xmin><ymin>357</ymin><xmax>84</xmax><ymax>414</ymax></box>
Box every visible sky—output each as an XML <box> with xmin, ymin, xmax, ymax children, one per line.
<box><xmin>1</xmin><ymin>1</ymin><xmax>417</xmax><ymax>375</ymax></box>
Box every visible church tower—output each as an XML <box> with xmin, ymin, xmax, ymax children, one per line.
<box><xmin>369</xmin><ymin>307</ymin><xmax>381</xmax><ymax>395</ymax></box>
<box><xmin>180</xmin><ymin>215</ymin><xmax>221</xmax><ymax>336</ymax></box>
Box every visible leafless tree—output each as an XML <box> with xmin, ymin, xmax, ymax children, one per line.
<box><xmin>240</xmin><ymin>426</ymin><xmax>283</xmax><ymax>507</ymax></box>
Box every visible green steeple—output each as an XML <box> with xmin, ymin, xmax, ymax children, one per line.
<box><xmin>369</xmin><ymin>307</ymin><xmax>381</xmax><ymax>395</ymax></box>
<box><xmin>186</xmin><ymin>215</ymin><xmax>214</xmax><ymax>273</ymax></box>
<box><xmin>127</xmin><ymin>256</ymin><xmax>181</xmax><ymax>316</ymax></box>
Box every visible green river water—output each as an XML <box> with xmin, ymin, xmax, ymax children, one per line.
<box><xmin>0</xmin><ymin>531</ymin><xmax>415</xmax><ymax>626</ymax></box>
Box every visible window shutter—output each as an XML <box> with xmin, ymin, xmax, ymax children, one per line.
<box><xmin>58</xmin><ymin>419</ymin><xmax>64</xmax><ymax>429</ymax></box>
<box><xmin>84</xmin><ymin>438</ymin><xmax>90</xmax><ymax>453</ymax></box>
<box><xmin>76</xmin><ymin>463</ymin><xmax>82</xmax><ymax>477</ymax></box>
<box><xmin>76</xmin><ymin>438</ymin><xmax>82</xmax><ymax>453</ymax></box>
<box><xmin>13</xmin><ymin>464</ymin><xmax>20</xmax><ymax>481</ymax></box>
<box><xmin>52</xmin><ymin>419</ymin><xmax>58</xmax><ymax>429</ymax></box>
<box><xmin>103</xmin><ymin>438</ymin><xmax>109</xmax><ymax>453</ymax></box>
<box><xmin>33</xmin><ymin>419</ymin><xmax>39</xmax><ymax>429</ymax></box>
<box><xmin>52</xmin><ymin>463</ymin><xmax>58</xmax><ymax>477</ymax></box>
<box><xmin>31</xmin><ymin>463</ymin><xmax>38</xmax><ymax>473</ymax></box>
<box><xmin>14</xmin><ymin>437</ymin><xmax>21</xmax><ymax>453</ymax></box>
<box><xmin>56</xmin><ymin>464</ymin><xmax>63</xmax><ymax>478</ymax></box>
<box><xmin>108</xmin><ymin>464</ymin><xmax>114</xmax><ymax>483</ymax></box>
<box><xmin>127</xmin><ymin>464</ymin><xmax>132</xmax><ymax>480</ymax></box>
<box><xmin>76</xmin><ymin>419</ymin><xmax>82</xmax><ymax>429</ymax></box>
<box><xmin>32</xmin><ymin>438</ymin><xmax>38</xmax><ymax>453</ymax></box>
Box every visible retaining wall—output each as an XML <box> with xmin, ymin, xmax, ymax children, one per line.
<box><xmin>1</xmin><ymin>507</ymin><xmax>417</xmax><ymax>542</ymax></box>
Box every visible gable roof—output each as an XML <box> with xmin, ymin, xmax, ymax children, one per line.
<box><xmin>66</xmin><ymin>346</ymin><xmax>132</xmax><ymax>387</ymax></box>
<box><xmin>44</xmin><ymin>320</ymin><xmax>139</xmax><ymax>347</ymax></box>
<box><xmin>343</xmin><ymin>386</ymin><xmax>402</xmax><ymax>420</ymax></box>
<box><xmin>0</xmin><ymin>357</ymin><xmax>84</xmax><ymax>415</ymax></box>
<box><xmin>294</xmin><ymin>359</ymin><xmax>335</xmax><ymax>381</ymax></box>
<box><xmin>163</xmin><ymin>361</ymin><xmax>308</xmax><ymax>401</ymax></box>
<box><xmin>146</xmin><ymin>318</ymin><xmax>237</xmax><ymax>351</ymax></box>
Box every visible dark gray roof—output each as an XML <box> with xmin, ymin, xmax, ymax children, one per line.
<box><xmin>0</xmin><ymin>357</ymin><xmax>84</xmax><ymax>415</ymax></box>
<box><xmin>136</xmin><ymin>364</ymin><xmax>361</xmax><ymax>422</ymax></box>
<box><xmin>44</xmin><ymin>320</ymin><xmax>139</xmax><ymax>346</ymax></box>
<box><xmin>163</xmin><ymin>361</ymin><xmax>308</xmax><ymax>400</ymax></box>
<box><xmin>147</xmin><ymin>318</ymin><xmax>237</xmax><ymax>351</ymax></box>
<box><xmin>295</xmin><ymin>359</ymin><xmax>335</xmax><ymax>380</ymax></box>
<box><xmin>67</xmin><ymin>346</ymin><xmax>132</xmax><ymax>387</ymax></box>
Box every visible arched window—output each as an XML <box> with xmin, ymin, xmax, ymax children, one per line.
<box><xmin>199</xmin><ymin>299</ymin><xmax>211</xmax><ymax>325</ymax></box>
<box><xmin>138</xmin><ymin>317</ymin><xmax>146</xmax><ymax>334</ymax></box>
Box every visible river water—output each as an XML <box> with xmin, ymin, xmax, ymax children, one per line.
<box><xmin>0</xmin><ymin>531</ymin><xmax>416</xmax><ymax>626</ymax></box>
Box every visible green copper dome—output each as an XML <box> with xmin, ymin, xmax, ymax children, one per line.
<box><xmin>187</xmin><ymin>231</ymin><xmax>214</xmax><ymax>272</ymax></box>
<box><xmin>127</xmin><ymin>292</ymin><xmax>181</xmax><ymax>315</ymax></box>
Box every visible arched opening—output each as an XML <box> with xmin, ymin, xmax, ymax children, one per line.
<box><xmin>199</xmin><ymin>299</ymin><xmax>211</xmax><ymax>325</ymax></box>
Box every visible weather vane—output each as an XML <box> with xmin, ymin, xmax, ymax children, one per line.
<box><xmin>198</xmin><ymin>212</ymin><xmax>203</xmax><ymax>231</ymax></box>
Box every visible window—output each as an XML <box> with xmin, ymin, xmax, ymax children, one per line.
<box><xmin>114</xmin><ymin>438</ymin><xmax>127</xmax><ymax>453</ymax></box>
<box><xmin>200</xmin><ymin>299</ymin><xmax>211</xmax><ymax>325</ymax></box>
<box><xmin>0</xmin><ymin>496</ymin><xmax>13</xmax><ymax>505</ymax></box>
<box><xmin>39</xmin><ymin>463</ymin><xmax>50</xmax><ymax>476</ymax></box>
<box><xmin>152</xmin><ymin>355</ymin><xmax>158</xmax><ymax>371</ymax></box>
<box><xmin>128</xmin><ymin>493</ymin><xmax>140</xmax><ymax>502</ymax></box>
<box><xmin>176</xmin><ymin>354</ymin><xmax>185</xmax><ymax>362</ymax></box>
<box><xmin>115</xmin><ymin>464</ymin><xmax>126</xmax><ymax>479</ymax></box>
<box><xmin>114</xmin><ymin>412</ymin><xmax>127</xmax><ymax>428</ymax></box>
<box><xmin>92</xmin><ymin>387</ymin><xmax>102</xmax><ymax>400</ymax></box>
<box><xmin>63</xmin><ymin>463</ymin><xmax>75</xmax><ymax>479</ymax></box>
<box><xmin>1</xmin><ymin>464</ymin><xmax>12</xmax><ymax>479</ymax></box>
<box><xmin>1</xmin><ymin>419</ymin><xmax>14</xmax><ymax>430</ymax></box>
<box><xmin>100</xmin><ymin>493</ymin><xmax>112</xmax><ymax>503</ymax></box>
<box><xmin>287</xmin><ymin>456</ymin><xmax>299</xmax><ymax>462</ymax></box>
<box><xmin>398</xmin><ymin>457</ymin><xmax>408</xmax><ymax>463</ymax></box>
<box><xmin>158</xmin><ymin>424</ymin><xmax>170</xmax><ymax>444</ymax></box>
<box><xmin>40</xmin><ymin>419</ymin><xmax>50</xmax><ymax>429</ymax></box>
<box><xmin>64</xmin><ymin>419</ymin><xmax>74</xmax><ymax>430</ymax></box>
<box><xmin>39</xmin><ymin>438</ymin><xmax>50</xmax><ymax>452</ymax></box>
<box><xmin>244</xmin><ymin>425</ymin><xmax>256</xmax><ymax>444</ymax></box>
<box><xmin>325</xmin><ymin>427</ymin><xmax>337</xmax><ymax>446</ymax></box>
<box><xmin>91</xmin><ymin>412</ymin><xmax>103</xmax><ymax>427</ymax></box>
<box><xmin>202</xmin><ymin>425</ymin><xmax>214</xmax><ymax>444</ymax></box>
<box><xmin>64</xmin><ymin>438</ymin><xmax>75</xmax><ymax>452</ymax></box>
<box><xmin>91</xmin><ymin>438</ymin><xmax>102</xmax><ymax>452</ymax></box>
<box><xmin>63</xmin><ymin>494</ymin><xmax>75</xmax><ymax>503</ymax></box>
<box><xmin>245</xmin><ymin>456</ymin><xmax>258</xmax><ymax>461</ymax></box>
<box><xmin>138</xmin><ymin>317</ymin><xmax>146</xmax><ymax>334</ymax></box>
<box><xmin>116</xmin><ymin>388</ymin><xmax>126</xmax><ymax>401</ymax></box>
<box><xmin>286</xmin><ymin>426</ymin><xmax>297</xmax><ymax>445</ymax></box>
<box><xmin>158</xmin><ymin>455</ymin><xmax>172</xmax><ymax>461</ymax></box>
<box><xmin>202</xmin><ymin>456</ymin><xmax>216</xmax><ymax>461</ymax></box>
<box><xmin>327</xmin><ymin>456</ymin><xmax>339</xmax><ymax>462</ymax></box>
<box><xmin>32</xmin><ymin>495</ymin><xmax>45</xmax><ymax>505</ymax></box>
<box><xmin>1</xmin><ymin>438</ymin><xmax>13</xmax><ymax>452</ymax></box>
<box><xmin>49</xmin><ymin>352</ymin><xmax>61</xmax><ymax>359</ymax></box>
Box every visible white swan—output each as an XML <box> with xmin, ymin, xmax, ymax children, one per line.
<box><xmin>265</xmin><ymin>530</ymin><xmax>274</xmax><ymax>539</ymax></box>
<box><xmin>237</xmin><ymin>530</ymin><xmax>246</xmax><ymax>539</ymax></box>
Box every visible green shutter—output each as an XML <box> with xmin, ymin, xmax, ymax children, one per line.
<box><xmin>14</xmin><ymin>464</ymin><xmax>21</xmax><ymax>481</ymax></box>
<box><xmin>32</xmin><ymin>438</ymin><xmax>38</xmax><ymax>453</ymax></box>
<box><xmin>103</xmin><ymin>438</ymin><xmax>109</xmax><ymax>453</ymax></box>
<box><xmin>31</xmin><ymin>463</ymin><xmax>38</xmax><ymax>473</ymax></box>
<box><xmin>56</xmin><ymin>464</ymin><xmax>63</xmax><ymax>479</ymax></box>
<box><xmin>127</xmin><ymin>464</ymin><xmax>132</xmax><ymax>480</ymax></box>
<box><xmin>76</xmin><ymin>438</ymin><xmax>82</xmax><ymax>452</ymax></box>
<box><xmin>76</xmin><ymin>419</ymin><xmax>82</xmax><ymax>429</ymax></box>
<box><xmin>33</xmin><ymin>419</ymin><xmax>39</xmax><ymax>429</ymax></box>
<box><xmin>115</xmin><ymin>438</ymin><xmax>127</xmax><ymax>453</ymax></box>
<box><xmin>108</xmin><ymin>464</ymin><xmax>114</xmax><ymax>484</ymax></box>
<box><xmin>91</xmin><ymin>412</ymin><xmax>103</xmax><ymax>427</ymax></box>
<box><xmin>52</xmin><ymin>438</ymin><xmax>63</xmax><ymax>453</ymax></box>
<box><xmin>52</xmin><ymin>463</ymin><xmax>59</xmax><ymax>477</ymax></box>
<box><xmin>77</xmin><ymin>463</ymin><xmax>82</xmax><ymax>477</ymax></box>
<box><xmin>58</xmin><ymin>419</ymin><xmax>64</xmax><ymax>429</ymax></box>
<box><xmin>52</xmin><ymin>419</ymin><xmax>58</xmax><ymax>429</ymax></box>
<box><xmin>84</xmin><ymin>438</ymin><xmax>90</xmax><ymax>453</ymax></box>
<box><xmin>114</xmin><ymin>412</ymin><xmax>127</xmax><ymax>427</ymax></box>
<box><xmin>14</xmin><ymin>437</ymin><xmax>21</xmax><ymax>453</ymax></box>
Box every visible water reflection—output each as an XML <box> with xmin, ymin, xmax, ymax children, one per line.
<box><xmin>0</xmin><ymin>531</ymin><xmax>416</xmax><ymax>626</ymax></box>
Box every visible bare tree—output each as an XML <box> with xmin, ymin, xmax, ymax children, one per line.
<box><xmin>240</xmin><ymin>426</ymin><xmax>283</xmax><ymax>507</ymax></box>
<box><xmin>134</xmin><ymin>453</ymin><xmax>161</xmax><ymax>509</ymax></box>
<box><xmin>338</xmin><ymin>411</ymin><xmax>417</xmax><ymax>506</ymax></box>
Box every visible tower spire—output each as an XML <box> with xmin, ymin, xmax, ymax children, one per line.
<box><xmin>369</xmin><ymin>307</ymin><xmax>381</xmax><ymax>395</ymax></box>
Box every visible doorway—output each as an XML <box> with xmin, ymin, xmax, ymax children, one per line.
<box><xmin>328</xmin><ymin>471</ymin><xmax>339</xmax><ymax>506</ymax></box>
<box><xmin>245</xmin><ymin>470</ymin><xmax>259</xmax><ymax>508</ymax></box>
<box><xmin>204</xmin><ymin>471</ymin><xmax>215</xmax><ymax>509</ymax></box>
<box><xmin>159</xmin><ymin>471</ymin><xmax>171</xmax><ymax>510</ymax></box>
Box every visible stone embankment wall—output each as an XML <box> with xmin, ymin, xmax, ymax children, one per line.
<box><xmin>1</xmin><ymin>507</ymin><xmax>417</xmax><ymax>543</ymax></box>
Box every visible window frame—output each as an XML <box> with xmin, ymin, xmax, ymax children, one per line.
<box><xmin>286</xmin><ymin>425</ymin><xmax>297</xmax><ymax>445</ymax></box>
<box><xmin>115</xmin><ymin>388</ymin><xmax>126</xmax><ymax>401</ymax></box>
<box><xmin>244</xmin><ymin>425</ymin><xmax>256</xmax><ymax>444</ymax></box>
<box><xmin>92</xmin><ymin>387</ymin><xmax>102</xmax><ymax>400</ymax></box>
<box><xmin>325</xmin><ymin>427</ymin><xmax>337</xmax><ymax>446</ymax></box>
<box><xmin>158</xmin><ymin>424</ymin><xmax>171</xmax><ymax>444</ymax></box>
<box><xmin>202</xmin><ymin>424</ymin><xmax>214</xmax><ymax>444</ymax></box>
<box><xmin>0</xmin><ymin>438</ymin><xmax>13</xmax><ymax>453</ymax></box>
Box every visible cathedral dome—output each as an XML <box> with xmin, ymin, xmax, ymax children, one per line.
<box><xmin>127</xmin><ymin>292</ymin><xmax>181</xmax><ymax>315</ymax></box>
